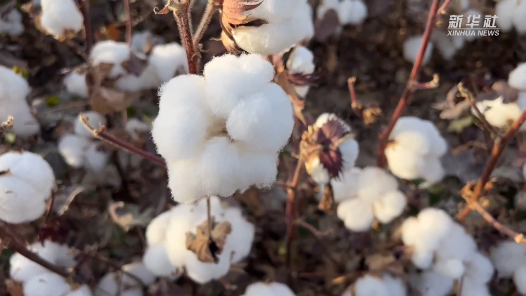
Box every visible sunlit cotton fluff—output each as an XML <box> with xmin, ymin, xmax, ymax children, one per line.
<box><xmin>341</xmin><ymin>274</ymin><xmax>406</xmax><ymax>296</ymax></box>
<box><xmin>40</xmin><ymin>0</ymin><xmax>84</xmax><ymax>37</ymax></box>
<box><xmin>403</xmin><ymin>35</ymin><xmax>433</xmax><ymax>65</ymax></box>
<box><xmin>0</xmin><ymin>9</ymin><xmax>24</xmax><ymax>36</ymax></box>
<box><xmin>508</xmin><ymin>62</ymin><xmax>526</xmax><ymax>91</ymax></box>
<box><xmin>152</xmin><ymin>54</ymin><xmax>293</xmax><ymax>203</ymax></box>
<box><xmin>490</xmin><ymin>240</ymin><xmax>526</xmax><ymax>295</ymax></box>
<box><xmin>149</xmin><ymin>43</ymin><xmax>188</xmax><ymax>83</ymax></box>
<box><xmin>385</xmin><ymin>116</ymin><xmax>447</xmax><ymax>187</ymax></box>
<box><xmin>63</xmin><ymin>71</ymin><xmax>88</xmax><ymax>98</ymax></box>
<box><xmin>496</xmin><ymin>0</ymin><xmax>526</xmax><ymax>34</ymax></box>
<box><xmin>142</xmin><ymin>196</ymin><xmax>255</xmax><ymax>284</ymax></box>
<box><xmin>231</xmin><ymin>0</ymin><xmax>314</xmax><ymax>55</ymax></box>
<box><xmin>334</xmin><ymin>167</ymin><xmax>406</xmax><ymax>232</ymax></box>
<box><xmin>0</xmin><ymin>65</ymin><xmax>40</xmax><ymax>136</ymax></box>
<box><xmin>242</xmin><ymin>281</ymin><xmax>295</xmax><ymax>296</ymax></box>
<box><xmin>472</xmin><ymin>94</ymin><xmax>526</xmax><ymax>131</ymax></box>
<box><xmin>0</xmin><ymin>151</ymin><xmax>55</xmax><ymax>224</ymax></box>
<box><xmin>286</xmin><ymin>46</ymin><xmax>315</xmax><ymax>98</ymax></box>
<box><xmin>95</xmin><ymin>262</ymin><xmax>155</xmax><ymax>296</ymax></box>
<box><xmin>316</xmin><ymin>0</ymin><xmax>368</xmax><ymax>26</ymax></box>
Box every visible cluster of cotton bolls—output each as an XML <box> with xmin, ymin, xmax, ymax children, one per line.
<box><xmin>0</xmin><ymin>65</ymin><xmax>40</xmax><ymax>136</ymax></box>
<box><xmin>316</xmin><ymin>0</ymin><xmax>368</xmax><ymax>26</ymax></box>
<box><xmin>58</xmin><ymin>111</ymin><xmax>110</xmax><ymax>174</ymax></box>
<box><xmin>342</xmin><ymin>274</ymin><xmax>406</xmax><ymax>296</ymax></box>
<box><xmin>305</xmin><ymin>113</ymin><xmax>359</xmax><ymax>186</ymax></box>
<box><xmin>152</xmin><ymin>54</ymin><xmax>293</xmax><ymax>203</ymax></box>
<box><xmin>242</xmin><ymin>282</ymin><xmax>295</xmax><ymax>296</ymax></box>
<box><xmin>384</xmin><ymin>116</ymin><xmax>447</xmax><ymax>187</ymax></box>
<box><xmin>0</xmin><ymin>8</ymin><xmax>24</xmax><ymax>36</ymax></box>
<box><xmin>402</xmin><ymin>208</ymin><xmax>494</xmax><ymax>296</ymax></box>
<box><xmin>40</xmin><ymin>0</ymin><xmax>84</xmax><ymax>38</ymax></box>
<box><xmin>490</xmin><ymin>240</ymin><xmax>526</xmax><ymax>295</ymax></box>
<box><xmin>472</xmin><ymin>63</ymin><xmax>526</xmax><ymax>131</ymax></box>
<box><xmin>0</xmin><ymin>151</ymin><xmax>55</xmax><ymax>224</ymax></box>
<box><xmin>95</xmin><ymin>262</ymin><xmax>155</xmax><ymax>296</ymax></box>
<box><xmin>287</xmin><ymin>46</ymin><xmax>315</xmax><ymax>98</ymax></box>
<box><xmin>228</xmin><ymin>0</ymin><xmax>314</xmax><ymax>55</ymax></box>
<box><xmin>496</xmin><ymin>0</ymin><xmax>526</xmax><ymax>34</ymax></box>
<box><xmin>9</xmin><ymin>240</ymin><xmax>93</xmax><ymax>296</ymax></box>
<box><xmin>331</xmin><ymin>167</ymin><xmax>406</xmax><ymax>232</ymax></box>
<box><xmin>142</xmin><ymin>196</ymin><xmax>255</xmax><ymax>284</ymax></box>
<box><xmin>87</xmin><ymin>40</ymin><xmax>188</xmax><ymax>93</ymax></box>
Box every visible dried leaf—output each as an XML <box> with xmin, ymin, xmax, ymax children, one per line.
<box><xmin>222</xmin><ymin>0</ymin><xmax>264</xmax><ymax>25</ymax></box>
<box><xmin>52</xmin><ymin>186</ymin><xmax>85</xmax><ymax>216</ymax></box>
<box><xmin>319</xmin><ymin>183</ymin><xmax>334</xmax><ymax>211</ymax></box>
<box><xmin>185</xmin><ymin>216</ymin><xmax>232</xmax><ymax>263</ymax></box>
<box><xmin>314</xmin><ymin>9</ymin><xmax>340</xmax><ymax>42</ymax></box>
<box><xmin>5</xmin><ymin>279</ymin><xmax>23</xmax><ymax>296</ymax></box>
<box><xmin>121</xmin><ymin>52</ymin><xmax>148</xmax><ymax>77</ymax></box>
<box><xmin>108</xmin><ymin>201</ymin><xmax>154</xmax><ymax>232</ymax></box>
<box><xmin>91</xmin><ymin>87</ymin><xmax>138</xmax><ymax>115</ymax></box>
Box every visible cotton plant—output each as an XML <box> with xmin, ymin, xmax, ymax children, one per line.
<box><xmin>496</xmin><ymin>0</ymin><xmax>526</xmax><ymax>35</ymax></box>
<box><xmin>95</xmin><ymin>262</ymin><xmax>155</xmax><ymax>296</ymax></box>
<box><xmin>39</xmin><ymin>0</ymin><xmax>84</xmax><ymax>39</ymax></box>
<box><xmin>152</xmin><ymin>53</ymin><xmax>293</xmax><ymax>203</ymax></box>
<box><xmin>490</xmin><ymin>240</ymin><xmax>526</xmax><ymax>295</ymax></box>
<box><xmin>341</xmin><ymin>274</ymin><xmax>406</xmax><ymax>296</ymax></box>
<box><xmin>58</xmin><ymin>111</ymin><xmax>110</xmax><ymax>174</ymax></box>
<box><xmin>220</xmin><ymin>0</ymin><xmax>314</xmax><ymax>55</ymax></box>
<box><xmin>316</xmin><ymin>0</ymin><xmax>368</xmax><ymax>27</ymax></box>
<box><xmin>402</xmin><ymin>35</ymin><xmax>434</xmax><ymax>65</ymax></box>
<box><xmin>384</xmin><ymin>116</ymin><xmax>447</xmax><ymax>187</ymax></box>
<box><xmin>0</xmin><ymin>8</ymin><xmax>24</xmax><ymax>36</ymax></box>
<box><xmin>286</xmin><ymin>46</ymin><xmax>316</xmax><ymax>98</ymax></box>
<box><xmin>142</xmin><ymin>196</ymin><xmax>255</xmax><ymax>284</ymax></box>
<box><xmin>401</xmin><ymin>208</ymin><xmax>494</xmax><ymax>296</ymax></box>
<box><xmin>242</xmin><ymin>281</ymin><xmax>295</xmax><ymax>296</ymax></box>
<box><xmin>0</xmin><ymin>65</ymin><xmax>40</xmax><ymax>136</ymax></box>
<box><xmin>0</xmin><ymin>151</ymin><xmax>55</xmax><ymax>224</ymax></box>
<box><xmin>332</xmin><ymin>167</ymin><xmax>407</xmax><ymax>232</ymax></box>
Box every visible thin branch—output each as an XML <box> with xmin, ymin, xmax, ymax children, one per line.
<box><xmin>193</xmin><ymin>1</ymin><xmax>218</xmax><ymax>48</ymax></box>
<box><xmin>457</xmin><ymin>110</ymin><xmax>526</xmax><ymax>221</ymax></box>
<box><xmin>410</xmin><ymin>74</ymin><xmax>440</xmax><ymax>90</ymax></box>
<box><xmin>123</xmin><ymin>0</ymin><xmax>132</xmax><ymax>46</ymax></box>
<box><xmin>457</xmin><ymin>82</ymin><xmax>499</xmax><ymax>138</ymax></box>
<box><xmin>285</xmin><ymin>155</ymin><xmax>304</xmax><ymax>269</ymax></box>
<box><xmin>467</xmin><ymin>200</ymin><xmax>526</xmax><ymax>243</ymax></box>
<box><xmin>376</xmin><ymin>0</ymin><xmax>441</xmax><ymax>167</ymax></box>
<box><xmin>78</xmin><ymin>0</ymin><xmax>93</xmax><ymax>53</ymax></box>
<box><xmin>438</xmin><ymin>0</ymin><xmax>452</xmax><ymax>14</ymax></box>
<box><xmin>347</xmin><ymin>77</ymin><xmax>363</xmax><ymax>118</ymax></box>
<box><xmin>79</xmin><ymin>114</ymin><xmax>166</xmax><ymax>167</ymax></box>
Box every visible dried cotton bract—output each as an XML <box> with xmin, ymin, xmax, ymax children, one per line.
<box><xmin>317</xmin><ymin>0</ymin><xmax>368</xmax><ymax>26</ymax></box>
<box><xmin>333</xmin><ymin>167</ymin><xmax>406</xmax><ymax>232</ymax></box>
<box><xmin>142</xmin><ymin>196</ymin><xmax>255</xmax><ymax>284</ymax></box>
<box><xmin>152</xmin><ymin>54</ymin><xmax>293</xmax><ymax>203</ymax></box>
<box><xmin>402</xmin><ymin>208</ymin><xmax>494</xmax><ymax>296</ymax></box>
<box><xmin>490</xmin><ymin>241</ymin><xmax>526</xmax><ymax>295</ymax></box>
<box><xmin>0</xmin><ymin>9</ymin><xmax>24</xmax><ymax>36</ymax></box>
<box><xmin>0</xmin><ymin>151</ymin><xmax>55</xmax><ymax>224</ymax></box>
<box><xmin>0</xmin><ymin>65</ymin><xmax>40</xmax><ymax>136</ymax></box>
<box><xmin>242</xmin><ymin>281</ymin><xmax>295</xmax><ymax>296</ymax></box>
<box><xmin>385</xmin><ymin>117</ymin><xmax>447</xmax><ymax>187</ymax></box>
<box><xmin>402</xmin><ymin>35</ymin><xmax>433</xmax><ymax>65</ymax></box>
<box><xmin>40</xmin><ymin>0</ymin><xmax>84</xmax><ymax>38</ymax></box>
<box><xmin>342</xmin><ymin>274</ymin><xmax>406</xmax><ymax>296</ymax></box>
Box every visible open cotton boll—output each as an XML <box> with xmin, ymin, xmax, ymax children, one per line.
<box><xmin>409</xmin><ymin>271</ymin><xmax>454</xmax><ymax>296</ymax></box>
<box><xmin>58</xmin><ymin>134</ymin><xmax>90</xmax><ymax>168</ymax></box>
<box><xmin>40</xmin><ymin>0</ymin><xmax>83</xmax><ymax>37</ymax></box>
<box><xmin>338</xmin><ymin>0</ymin><xmax>368</xmax><ymax>25</ymax></box>
<box><xmin>149</xmin><ymin>43</ymin><xmax>188</xmax><ymax>83</ymax></box>
<box><xmin>0</xmin><ymin>104</ymin><xmax>40</xmax><ymax>137</ymax></box>
<box><xmin>473</xmin><ymin>96</ymin><xmax>522</xmax><ymax>129</ymax></box>
<box><xmin>432</xmin><ymin>258</ymin><xmax>465</xmax><ymax>279</ymax></box>
<box><xmin>465</xmin><ymin>252</ymin><xmax>494</xmax><ymax>284</ymax></box>
<box><xmin>514</xmin><ymin>265</ymin><xmax>526</xmax><ymax>294</ymax></box>
<box><xmin>287</xmin><ymin>46</ymin><xmax>315</xmax><ymax>98</ymax></box>
<box><xmin>434</xmin><ymin>222</ymin><xmax>477</xmax><ymax>265</ymax></box>
<box><xmin>459</xmin><ymin>278</ymin><xmax>491</xmax><ymax>296</ymax></box>
<box><xmin>237</xmin><ymin>152</ymin><xmax>278</xmax><ymax>192</ymax></box>
<box><xmin>353</xmin><ymin>275</ymin><xmax>390</xmax><ymax>296</ymax></box>
<box><xmin>64</xmin><ymin>72</ymin><xmax>88</xmax><ymax>98</ymax></box>
<box><xmin>372</xmin><ymin>190</ymin><xmax>407</xmax><ymax>223</ymax></box>
<box><xmin>356</xmin><ymin>167</ymin><xmax>398</xmax><ymax>202</ymax></box>
<box><xmin>75</xmin><ymin>111</ymin><xmax>106</xmax><ymax>139</ymax></box>
<box><xmin>145</xmin><ymin>210</ymin><xmax>172</xmax><ymax>245</ymax></box>
<box><xmin>0</xmin><ymin>9</ymin><xmax>24</xmax><ymax>36</ymax></box>
<box><xmin>142</xmin><ymin>244</ymin><xmax>180</xmax><ymax>278</ymax></box>
<box><xmin>115</xmin><ymin>64</ymin><xmax>159</xmax><ymax>92</ymax></box>
<box><xmin>121</xmin><ymin>262</ymin><xmax>156</xmax><ymax>287</ymax></box>
<box><xmin>0</xmin><ymin>150</ymin><xmax>55</xmax><ymax>196</ymax></box>
<box><xmin>490</xmin><ymin>240</ymin><xmax>526</xmax><ymax>278</ymax></box>
<box><xmin>337</xmin><ymin>198</ymin><xmax>375</xmax><ymax>232</ymax></box>
<box><xmin>509</xmin><ymin>63</ymin><xmax>526</xmax><ymax>91</ymax></box>
<box><xmin>84</xmin><ymin>142</ymin><xmax>110</xmax><ymax>174</ymax></box>
<box><xmin>66</xmin><ymin>285</ymin><xmax>93</xmax><ymax>296</ymax></box>
<box><xmin>384</xmin><ymin>144</ymin><xmax>426</xmax><ymax>180</ymax></box>
<box><xmin>403</xmin><ymin>35</ymin><xmax>433</xmax><ymax>65</ymax></box>
<box><xmin>223</xmin><ymin>207</ymin><xmax>255</xmax><ymax>263</ymax></box>
<box><xmin>331</xmin><ymin>167</ymin><xmax>361</xmax><ymax>203</ymax></box>
<box><xmin>495</xmin><ymin>0</ymin><xmax>515</xmax><ymax>32</ymax></box>
<box><xmin>242</xmin><ymin>282</ymin><xmax>295</xmax><ymax>296</ymax></box>
<box><xmin>95</xmin><ymin>272</ymin><xmax>143</xmax><ymax>296</ymax></box>
<box><xmin>90</xmin><ymin>41</ymin><xmax>131</xmax><ymax>78</ymax></box>
<box><xmin>23</xmin><ymin>273</ymin><xmax>72</xmax><ymax>296</ymax></box>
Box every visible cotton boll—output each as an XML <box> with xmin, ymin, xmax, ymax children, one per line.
<box><xmin>40</xmin><ymin>0</ymin><xmax>84</xmax><ymax>37</ymax></box>
<box><xmin>258</xmin><ymin>83</ymin><xmax>294</xmax><ymax>149</ymax></box>
<box><xmin>409</xmin><ymin>271</ymin><xmax>454</xmax><ymax>296</ymax></box>
<box><xmin>121</xmin><ymin>262</ymin><xmax>156</xmax><ymax>286</ymax></box>
<box><xmin>199</xmin><ymin>137</ymin><xmax>242</xmax><ymax>197</ymax></box>
<box><xmin>420</xmin><ymin>156</ymin><xmax>445</xmax><ymax>187</ymax></box>
<box><xmin>84</xmin><ymin>142</ymin><xmax>110</xmax><ymax>174</ymax></box>
<box><xmin>75</xmin><ymin>111</ymin><xmax>106</xmax><ymax>139</ymax></box>
<box><xmin>0</xmin><ymin>151</ymin><xmax>55</xmax><ymax>196</ymax></box>
<box><xmin>143</xmin><ymin>244</ymin><xmax>180</xmax><ymax>278</ymax></box>
<box><xmin>390</xmin><ymin>129</ymin><xmax>431</xmax><ymax>155</ymax></box>
<box><xmin>459</xmin><ymin>277</ymin><xmax>491</xmax><ymax>296</ymax></box>
<box><xmin>115</xmin><ymin>64</ymin><xmax>159</xmax><ymax>92</ymax></box>
<box><xmin>415</xmin><ymin>208</ymin><xmax>454</xmax><ymax>246</ymax></box>
<box><xmin>495</xmin><ymin>0</ymin><xmax>515</xmax><ymax>32</ymax></box>
<box><xmin>23</xmin><ymin>273</ymin><xmax>72</xmax><ymax>296</ymax></box>
<box><xmin>337</xmin><ymin>198</ymin><xmax>375</xmax><ymax>232</ymax></box>
<box><xmin>164</xmin><ymin>207</ymin><xmax>198</xmax><ymax>266</ymax></box>
<box><xmin>435</xmin><ymin>223</ymin><xmax>477</xmax><ymax>264</ymax></box>
<box><xmin>223</xmin><ymin>207</ymin><xmax>255</xmax><ymax>263</ymax></box>
<box><xmin>338</xmin><ymin>0</ymin><xmax>368</xmax><ymax>25</ymax></box>
<box><xmin>509</xmin><ymin>63</ymin><xmax>526</xmax><ymax>91</ymax></box>
<box><xmin>331</xmin><ymin>167</ymin><xmax>361</xmax><ymax>203</ymax></box>
<box><xmin>308</xmin><ymin>157</ymin><xmax>330</xmax><ymax>184</ymax></box>
<box><xmin>145</xmin><ymin>210</ymin><xmax>172</xmax><ymax>245</ymax></box>
<box><xmin>382</xmin><ymin>274</ymin><xmax>407</xmax><ymax>296</ymax></box>
<box><xmin>385</xmin><ymin>145</ymin><xmax>426</xmax><ymax>181</ymax></box>
<box><xmin>432</xmin><ymin>258</ymin><xmax>465</xmax><ymax>279</ymax></box>
<box><xmin>512</xmin><ymin>0</ymin><xmax>526</xmax><ymax>34</ymax></box>
<box><xmin>184</xmin><ymin>249</ymin><xmax>231</xmax><ymax>284</ymax></box>
<box><xmin>356</xmin><ymin>167</ymin><xmax>398</xmax><ymax>203</ymax></box>
<box><xmin>58</xmin><ymin>134</ymin><xmax>90</xmax><ymax>168</ymax></box>
<box><xmin>354</xmin><ymin>275</ymin><xmax>390</xmax><ymax>296</ymax></box>
<box><xmin>64</xmin><ymin>72</ymin><xmax>88</xmax><ymax>98</ymax></box>
<box><xmin>1</xmin><ymin>105</ymin><xmax>40</xmax><ymax>137</ymax></box>
<box><xmin>90</xmin><ymin>41</ymin><xmax>131</xmax><ymax>78</ymax></box>
<box><xmin>403</xmin><ymin>35</ymin><xmax>433</xmax><ymax>65</ymax></box>
<box><xmin>237</xmin><ymin>152</ymin><xmax>278</xmax><ymax>192</ymax></box>
<box><xmin>490</xmin><ymin>241</ymin><xmax>526</xmax><ymax>278</ymax></box>
<box><xmin>514</xmin><ymin>265</ymin><xmax>526</xmax><ymax>294</ymax></box>
<box><xmin>9</xmin><ymin>253</ymin><xmax>52</xmax><ymax>282</ymax></box>
<box><xmin>372</xmin><ymin>190</ymin><xmax>407</xmax><ymax>223</ymax></box>
<box><xmin>0</xmin><ymin>176</ymin><xmax>46</xmax><ymax>223</ymax></box>
<box><xmin>465</xmin><ymin>252</ymin><xmax>494</xmax><ymax>284</ymax></box>
<box><xmin>167</xmin><ymin>159</ymin><xmax>207</xmax><ymax>204</ymax></box>
<box><xmin>149</xmin><ymin>43</ymin><xmax>188</xmax><ymax>82</ymax></box>
<box><xmin>474</xmin><ymin>97</ymin><xmax>521</xmax><ymax>129</ymax></box>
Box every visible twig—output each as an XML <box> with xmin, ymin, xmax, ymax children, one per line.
<box><xmin>467</xmin><ymin>201</ymin><xmax>526</xmax><ymax>243</ymax></box>
<box><xmin>193</xmin><ymin>1</ymin><xmax>218</xmax><ymax>48</ymax></box>
<box><xmin>438</xmin><ymin>0</ymin><xmax>452</xmax><ymax>14</ymax></box>
<box><xmin>78</xmin><ymin>0</ymin><xmax>93</xmax><ymax>53</ymax></box>
<box><xmin>410</xmin><ymin>74</ymin><xmax>440</xmax><ymax>90</ymax></box>
<box><xmin>457</xmin><ymin>82</ymin><xmax>499</xmax><ymax>138</ymax></box>
<box><xmin>348</xmin><ymin>77</ymin><xmax>363</xmax><ymax>118</ymax></box>
<box><xmin>123</xmin><ymin>0</ymin><xmax>132</xmax><ymax>46</ymax></box>
<box><xmin>376</xmin><ymin>0</ymin><xmax>441</xmax><ymax>167</ymax></box>
<box><xmin>457</xmin><ymin>111</ymin><xmax>526</xmax><ymax>221</ymax></box>
<box><xmin>79</xmin><ymin>114</ymin><xmax>166</xmax><ymax>167</ymax></box>
<box><xmin>285</xmin><ymin>155</ymin><xmax>304</xmax><ymax>269</ymax></box>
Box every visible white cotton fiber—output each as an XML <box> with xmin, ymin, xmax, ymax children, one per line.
<box><xmin>40</xmin><ymin>0</ymin><xmax>83</xmax><ymax>37</ymax></box>
<box><xmin>337</xmin><ymin>198</ymin><xmax>375</xmax><ymax>232</ymax></box>
<box><xmin>142</xmin><ymin>244</ymin><xmax>179</xmax><ymax>278</ymax></box>
<box><xmin>490</xmin><ymin>240</ymin><xmax>526</xmax><ymax>278</ymax></box>
<box><xmin>64</xmin><ymin>72</ymin><xmax>88</xmax><ymax>98</ymax></box>
<box><xmin>509</xmin><ymin>63</ymin><xmax>526</xmax><ymax>91</ymax></box>
<box><xmin>58</xmin><ymin>134</ymin><xmax>90</xmax><ymax>168</ymax></box>
<box><xmin>338</xmin><ymin>0</ymin><xmax>368</xmax><ymax>25</ymax></box>
<box><xmin>23</xmin><ymin>273</ymin><xmax>72</xmax><ymax>296</ymax></box>
<box><xmin>149</xmin><ymin>43</ymin><xmax>188</xmax><ymax>82</ymax></box>
<box><xmin>403</xmin><ymin>35</ymin><xmax>433</xmax><ymax>65</ymax></box>
<box><xmin>0</xmin><ymin>9</ymin><xmax>24</xmax><ymax>36</ymax></box>
<box><xmin>90</xmin><ymin>41</ymin><xmax>131</xmax><ymax>78</ymax></box>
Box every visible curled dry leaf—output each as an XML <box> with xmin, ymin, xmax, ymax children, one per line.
<box><xmin>52</xmin><ymin>185</ymin><xmax>85</xmax><ymax>216</ymax></box>
<box><xmin>185</xmin><ymin>216</ymin><xmax>232</xmax><ymax>263</ymax></box>
<box><xmin>108</xmin><ymin>201</ymin><xmax>154</xmax><ymax>232</ymax></box>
